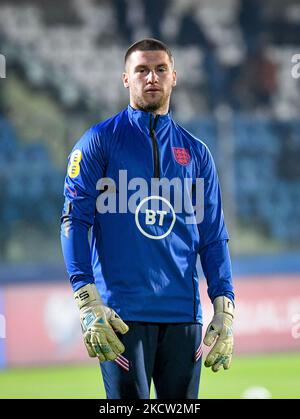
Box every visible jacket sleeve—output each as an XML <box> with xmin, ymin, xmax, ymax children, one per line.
<box><xmin>197</xmin><ymin>144</ymin><xmax>234</xmax><ymax>303</ymax></box>
<box><xmin>60</xmin><ymin>127</ymin><xmax>106</xmax><ymax>292</ymax></box>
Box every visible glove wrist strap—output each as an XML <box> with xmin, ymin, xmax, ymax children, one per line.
<box><xmin>213</xmin><ymin>296</ymin><xmax>234</xmax><ymax>318</ymax></box>
<box><xmin>74</xmin><ymin>283</ymin><xmax>103</xmax><ymax>310</ymax></box>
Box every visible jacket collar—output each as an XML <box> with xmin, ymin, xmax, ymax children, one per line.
<box><xmin>127</xmin><ymin>105</ymin><xmax>172</xmax><ymax>135</ymax></box>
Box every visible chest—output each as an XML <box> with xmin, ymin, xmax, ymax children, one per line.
<box><xmin>105</xmin><ymin>125</ymin><xmax>197</xmax><ymax>183</ymax></box>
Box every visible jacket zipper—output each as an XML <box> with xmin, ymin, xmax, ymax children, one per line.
<box><xmin>149</xmin><ymin>114</ymin><xmax>160</xmax><ymax>179</ymax></box>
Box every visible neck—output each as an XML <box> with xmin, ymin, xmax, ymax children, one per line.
<box><xmin>130</xmin><ymin>100</ymin><xmax>169</xmax><ymax>116</ymax></box>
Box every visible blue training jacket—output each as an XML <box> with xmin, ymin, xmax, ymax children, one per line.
<box><xmin>61</xmin><ymin>105</ymin><xmax>234</xmax><ymax>324</ymax></box>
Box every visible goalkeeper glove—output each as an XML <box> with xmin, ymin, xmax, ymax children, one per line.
<box><xmin>203</xmin><ymin>296</ymin><xmax>234</xmax><ymax>372</ymax></box>
<box><xmin>74</xmin><ymin>283</ymin><xmax>129</xmax><ymax>362</ymax></box>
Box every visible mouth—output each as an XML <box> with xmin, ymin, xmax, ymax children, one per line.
<box><xmin>145</xmin><ymin>88</ymin><xmax>161</xmax><ymax>93</ymax></box>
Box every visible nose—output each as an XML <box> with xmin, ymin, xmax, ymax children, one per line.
<box><xmin>146</xmin><ymin>70</ymin><xmax>158</xmax><ymax>84</ymax></box>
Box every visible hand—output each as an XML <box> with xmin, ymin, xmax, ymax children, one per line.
<box><xmin>74</xmin><ymin>283</ymin><xmax>129</xmax><ymax>362</ymax></box>
<box><xmin>203</xmin><ymin>296</ymin><xmax>234</xmax><ymax>372</ymax></box>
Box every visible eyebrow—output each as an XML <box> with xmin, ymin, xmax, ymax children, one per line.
<box><xmin>134</xmin><ymin>63</ymin><xmax>169</xmax><ymax>70</ymax></box>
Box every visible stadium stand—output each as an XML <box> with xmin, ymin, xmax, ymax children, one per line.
<box><xmin>0</xmin><ymin>0</ymin><xmax>299</xmax><ymax>262</ymax></box>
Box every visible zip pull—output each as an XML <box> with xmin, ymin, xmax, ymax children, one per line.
<box><xmin>149</xmin><ymin>114</ymin><xmax>159</xmax><ymax>134</ymax></box>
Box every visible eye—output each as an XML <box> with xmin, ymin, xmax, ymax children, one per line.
<box><xmin>136</xmin><ymin>67</ymin><xmax>147</xmax><ymax>74</ymax></box>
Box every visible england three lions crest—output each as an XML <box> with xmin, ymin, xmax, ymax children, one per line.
<box><xmin>172</xmin><ymin>147</ymin><xmax>191</xmax><ymax>166</ymax></box>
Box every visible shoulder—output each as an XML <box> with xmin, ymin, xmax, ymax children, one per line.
<box><xmin>74</xmin><ymin>108</ymin><xmax>128</xmax><ymax>154</ymax></box>
<box><xmin>172</xmin><ymin>121</ymin><xmax>212</xmax><ymax>162</ymax></box>
<box><xmin>89</xmin><ymin>108</ymin><xmax>128</xmax><ymax>140</ymax></box>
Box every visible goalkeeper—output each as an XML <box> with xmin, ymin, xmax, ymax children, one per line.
<box><xmin>61</xmin><ymin>38</ymin><xmax>234</xmax><ymax>399</ymax></box>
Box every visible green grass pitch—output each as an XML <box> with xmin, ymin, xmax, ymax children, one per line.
<box><xmin>0</xmin><ymin>352</ymin><xmax>299</xmax><ymax>399</ymax></box>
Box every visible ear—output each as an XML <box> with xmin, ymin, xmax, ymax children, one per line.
<box><xmin>123</xmin><ymin>72</ymin><xmax>129</xmax><ymax>88</ymax></box>
<box><xmin>172</xmin><ymin>70</ymin><xmax>177</xmax><ymax>87</ymax></box>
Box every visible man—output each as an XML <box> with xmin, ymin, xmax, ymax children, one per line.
<box><xmin>61</xmin><ymin>38</ymin><xmax>234</xmax><ymax>399</ymax></box>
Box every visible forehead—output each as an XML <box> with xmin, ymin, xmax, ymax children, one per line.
<box><xmin>127</xmin><ymin>50</ymin><xmax>172</xmax><ymax>69</ymax></box>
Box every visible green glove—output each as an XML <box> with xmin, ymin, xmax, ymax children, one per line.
<box><xmin>203</xmin><ymin>296</ymin><xmax>234</xmax><ymax>372</ymax></box>
<box><xmin>74</xmin><ymin>283</ymin><xmax>129</xmax><ymax>362</ymax></box>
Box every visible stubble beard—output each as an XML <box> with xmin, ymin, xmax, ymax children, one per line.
<box><xmin>134</xmin><ymin>91</ymin><xmax>170</xmax><ymax>114</ymax></box>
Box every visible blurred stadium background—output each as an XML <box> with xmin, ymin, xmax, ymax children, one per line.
<box><xmin>0</xmin><ymin>0</ymin><xmax>300</xmax><ymax>399</ymax></box>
